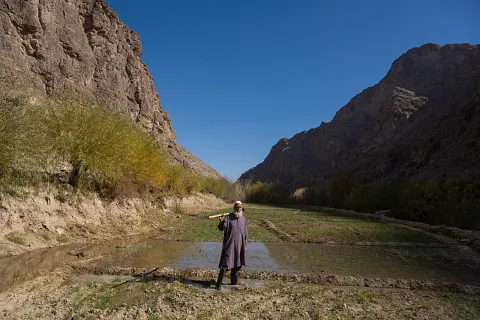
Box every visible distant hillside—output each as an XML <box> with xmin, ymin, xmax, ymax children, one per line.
<box><xmin>0</xmin><ymin>0</ymin><xmax>220</xmax><ymax>177</ymax></box>
<box><xmin>239</xmin><ymin>43</ymin><xmax>480</xmax><ymax>189</ymax></box>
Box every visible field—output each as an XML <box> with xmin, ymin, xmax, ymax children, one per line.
<box><xmin>1</xmin><ymin>204</ymin><xmax>479</xmax><ymax>319</ymax></box>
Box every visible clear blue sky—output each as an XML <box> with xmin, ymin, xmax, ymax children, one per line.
<box><xmin>105</xmin><ymin>0</ymin><xmax>479</xmax><ymax>181</ymax></box>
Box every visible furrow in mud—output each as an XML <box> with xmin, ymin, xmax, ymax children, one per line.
<box><xmin>259</xmin><ymin>219</ymin><xmax>298</xmax><ymax>242</ymax></box>
<box><xmin>73</xmin><ymin>266</ymin><xmax>480</xmax><ymax>294</ymax></box>
<box><xmin>352</xmin><ymin>241</ymin><xmax>451</xmax><ymax>247</ymax></box>
<box><xmin>321</xmin><ymin>207</ymin><xmax>480</xmax><ymax>253</ymax></box>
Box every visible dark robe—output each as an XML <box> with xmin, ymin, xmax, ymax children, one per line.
<box><xmin>218</xmin><ymin>212</ymin><xmax>248</xmax><ymax>269</ymax></box>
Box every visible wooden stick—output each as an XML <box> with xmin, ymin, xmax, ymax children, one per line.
<box><xmin>208</xmin><ymin>212</ymin><xmax>229</xmax><ymax>219</ymax></box>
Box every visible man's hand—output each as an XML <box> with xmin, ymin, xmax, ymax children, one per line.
<box><xmin>218</xmin><ymin>216</ymin><xmax>224</xmax><ymax>222</ymax></box>
<box><xmin>245</xmin><ymin>245</ymin><xmax>248</xmax><ymax>252</ymax></box>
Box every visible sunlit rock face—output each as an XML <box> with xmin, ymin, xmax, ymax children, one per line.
<box><xmin>0</xmin><ymin>0</ymin><xmax>220</xmax><ymax>177</ymax></box>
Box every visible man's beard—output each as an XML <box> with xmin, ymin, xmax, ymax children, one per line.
<box><xmin>233</xmin><ymin>209</ymin><xmax>243</xmax><ymax>218</ymax></box>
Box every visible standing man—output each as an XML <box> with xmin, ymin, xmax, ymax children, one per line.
<box><xmin>215</xmin><ymin>200</ymin><xmax>248</xmax><ymax>290</ymax></box>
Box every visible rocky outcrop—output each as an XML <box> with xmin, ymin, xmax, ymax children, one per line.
<box><xmin>240</xmin><ymin>43</ymin><xmax>480</xmax><ymax>189</ymax></box>
<box><xmin>0</xmin><ymin>0</ymin><xmax>220</xmax><ymax>177</ymax></box>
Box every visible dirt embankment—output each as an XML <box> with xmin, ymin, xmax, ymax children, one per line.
<box><xmin>0</xmin><ymin>187</ymin><xmax>228</xmax><ymax>257</ymax></box>
<box><xmin>163</xmin><ymin>192</ymin><xmax>229</xmax><ymax>213</ymax></box>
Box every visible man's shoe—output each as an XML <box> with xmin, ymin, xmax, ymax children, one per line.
<box><xmin>215</xmin><ymin>269</ymin><xmax>225</xmax><ymax>290</ymax></box>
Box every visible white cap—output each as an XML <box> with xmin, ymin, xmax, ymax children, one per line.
<box><xmin>234</xmin><ymin>201</ymin><xmax>242</xmax><ymax>206</ymax></box>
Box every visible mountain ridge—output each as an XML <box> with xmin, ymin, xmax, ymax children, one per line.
<box><xmin>239</xmin><ymin>43</ymin><xmax>480</xmax><ymax>189</ymax></box>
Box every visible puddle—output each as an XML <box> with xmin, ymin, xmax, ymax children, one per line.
<box><xmin>90</xmin><ymin>239</ymin><xmax>294</xmax><ymax>273</ymax></box>
<box><xmin>1</xmin><ymin>236</ymin><xmax>480</xmax><ymax>292</ymax></box>
<box><xmin>73</xmin><ymin>274</ymin><xmax>136</xmax><ymax>284</ymax></box>
<box><xmin>170</xmin><ymin>242</ymin><xmax>295</xmax><ymax>273</ymax></box>
<box><xmin>266</xmin><ymin>243</ymin><xmax>480</xmax><ymax>285</ymax></box>
<box><xmin>92</xmin><ymin>239</ymin><xmax>480</xmax><ymax>285</ymax></box>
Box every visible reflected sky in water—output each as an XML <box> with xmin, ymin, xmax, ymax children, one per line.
<box><xmin>171</xmin><ymin>241</ymin><xmax>296</xmax><ymax>273</ymax></box>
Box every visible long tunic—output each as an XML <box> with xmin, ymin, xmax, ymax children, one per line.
<box><xmin>218</xmin><ymin>212</ymin><xmax>248</xmax><ymax>269</ymax></box>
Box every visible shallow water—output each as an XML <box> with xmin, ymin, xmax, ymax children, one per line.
<box><xmin>171</xmin><ymin>241</ymin><xmax>295</xmax><ymax>273</ymax></box>
<box><xmin>1</xmin><ymin>235</ymin><xmax>479</xmax><ymax>292</ymax></box>
<box><xmin>91</xmin><ymin>238</ymin><xmax>480</xmax><ymax>285</ymax></box>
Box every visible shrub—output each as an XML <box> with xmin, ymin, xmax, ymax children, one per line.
<box><xmin>0</xmin><ymin>96</ymin><xmax>50</xmax><ymax>189</ymax></box>
<box><xmin>342</xmin><ymin>180</ymin><xmax>480</xmax><ymax>230</ymax></box>
<box><xmin>244</xmin><ymin>181</ymin><xmax>291</xmax><ymax>204</ymax></box>
<box><xmin>42</xmin><ymin>100</ymin><xmax>169</xmax><ymax>191</ymax></box>
<box><xmin>0</xmin><ymin>93</ymin><xmax>235</xmax><ymax>200</ymax></box>
<box><xmin>200</xmin><ymin>176</ymin><xmax>225</xmax><ymax>198</ymax></box>
<box><xmin>297</xmin><ymin>182</ymin><xmax>331</xmax><ymax>206</ymax></box>
<box><xmin>244</xmin><ymin>176</ymin><xmax>480</xmax><ymax>230</ymax></box>
<box><xmin>330</xmin><ymin>171</ymin><xmax>353</xmax><ymax>208</ymax></box>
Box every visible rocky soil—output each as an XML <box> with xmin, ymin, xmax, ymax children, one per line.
<box><xmin>0</xmin><ymin>268</ymin><xmax>479</xmax><ymax>320</ymax></box>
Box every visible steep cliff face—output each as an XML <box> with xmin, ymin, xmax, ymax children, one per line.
<box><xmin>0</xmin><ymin>0</ymin><xmax>220</xmax><ymax>177</ymax></box>
<box><xmin>240</xmin><ymin>43</ymin><xmax>480</xmax><ymax>189</ymax></box>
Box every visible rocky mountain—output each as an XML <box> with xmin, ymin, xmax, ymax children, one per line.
<box><xmin>239</xmin><ymin>43</ymin><xmax>480</xmax><ymax>190</ymax></box>
<box><xmin>0</xmin><ymin>0</ymin><xmax>220</xmax><ymax>177</ymax></box>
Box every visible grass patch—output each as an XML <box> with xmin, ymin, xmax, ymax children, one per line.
<box><xmin>175</xmin><ymin>204</ymin><xmax>439</xmax><ymax>244</ymax></box>
<box><xmin>94</xmin><ymin>294</ymin><xmax>111</xmax><ymax>310</ymax></box>
<box><xmin>244</xmin><ymin>221</ymin><xmax>280</xmax><ymax>242</ymax></box>
<box><xmin>5</xmin><ymin>233</ymin><xmax>26</xmax><ymax>245</ymax></box>
<box><xmin>176</xmin><ymin>205</ymin><xmax>284</xmax><ymax>242</ymax></box>
<box><xmin>283</xmin><ymin>225</ymin><xmax>435</xmax><ymax>243</ymax></box>
<box><xmin>179</xmin><ymin>215</ymin><xmax>225</xmax><ymax>241</ymax></box>
<box><xmin>277</xmin><ymin>220</ymin><xmax>437</xmax><ymax>243</ymax></box>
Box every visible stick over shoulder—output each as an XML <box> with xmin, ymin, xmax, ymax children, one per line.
<box><xmin>208</xmin><ymin>213</ymin><xmax>230</xmax><ymax>219</ymax></box>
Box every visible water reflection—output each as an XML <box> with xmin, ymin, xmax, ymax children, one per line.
<box><xmin>171</xmin><ymin>242</ymin><xmax>295</xmax><ymax>273</ymax></box>
<box><xmin>94</xmin><ymin>239</ymin><xmax>190</xmax><ymax>269</ymax></box>
<box><xmin>1</xmin><ymin>237</ymin><xmax>479</xmax><ymax>293</ymax></box>
<box><xmin>265</xmin><ymin>242</ymin><xmax>480</xmax><ymax>285</ymax></box>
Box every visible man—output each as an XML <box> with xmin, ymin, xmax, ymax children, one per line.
<box><xmin>215</xmin><ymin>200</ymin><xmax>248</xmax><ymax>290</ymax></box>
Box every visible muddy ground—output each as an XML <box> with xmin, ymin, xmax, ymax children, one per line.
<box><xmin>1</xmin><ymin>204</ymin><xmax>480</xmax><ymax>319</ymax></box>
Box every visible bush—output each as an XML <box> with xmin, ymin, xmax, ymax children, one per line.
<box><xmin>0</xmin><ymin>96</ymin><xmax>50</xmax><ymax>188</ymax></box>
<box><xmin>0</xmin><ymin>95</ymin><xmax>235</xmax><ymax>199</ymax></box>
<box><xmin>165</xmin><ymin>165</ymin><xmax>200</xmax><ymax>195</ymax></box>
<box><xmin>244</xmin><ymin>181</ymin><xmax>292</xmax><ymax>204</ymax></box>
<box><xmin>223</xmin><ymin>178</ymin><xmax>246</xmax><ymax>202</ymax></box>
<box><xmin>200</xmin><ymin>176</ymin><xmax>225</xmax><ymax>198</ymax></box>
<box><xmin>330</xmin><ymin>171</ymin><xmax>353</xmax><ymax>208</ymax></box>
<box><xmin>244</xmin><ymin>175</ymin><xmax>480</xmax><ymax>230</ymax></box>
<box><xmin>295</xmin><ymin>181</ymin><xmax>331</xmax><ymax>206</ymax></box>
<box><xmin>342</xmin><ymin>180</ymin><xmax>480</xmax><ymax>230</ymax></box>
<box><xmin>392</xmin><ymin>180</ymin><xmax>480</xmax><ymax>229</ymax></box>
<box><xmin>39</xmin><ymin>100</ymin><xmax>170</xmax><ymax>195</ymax></box>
